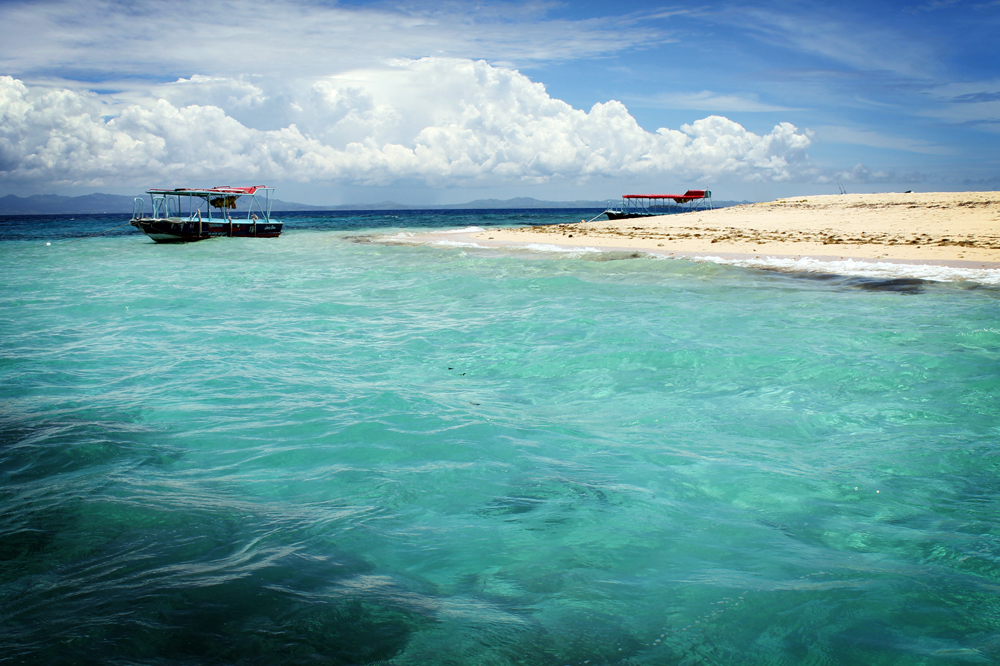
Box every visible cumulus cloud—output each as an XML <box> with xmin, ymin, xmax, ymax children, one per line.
<box><xmin>0</xmin><ymin>59</ymin><xmax>814</xmax><ymax>188</ymax></box>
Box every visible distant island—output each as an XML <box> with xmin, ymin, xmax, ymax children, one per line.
<box><xmin>0</xmin><ymin>193</ymin><xmax>748</xmax><ymax>215</ymax></box>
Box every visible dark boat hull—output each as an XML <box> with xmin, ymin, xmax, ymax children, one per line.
<box><xmin>131</xmin><ymin>219</ymin><xmax>282</xmax><ymax>243</ymax></box>
<box><xmin>605</xmin><ymin>212</ymin><xmax>663</xmax><ymax>220</ymax></box>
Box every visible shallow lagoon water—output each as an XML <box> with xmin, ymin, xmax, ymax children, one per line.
<box><xmin>2</xmin><ymin>211</ymin><xmax>999</xmax><ymax>665</ymax></box>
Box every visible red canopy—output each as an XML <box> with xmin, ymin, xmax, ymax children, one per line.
<box><xmin>623</xmin><ymin>190</ymin><xmax>707</xmax><ymax>204</ymax></box>
<box><xmin>624</xmin><ymin>190</ymin><xmax>706</xmax><ymax>200</ymax></box>
<box><xmin>147</xmin><ymin>186</ymin><xmax>270</xmax><ymax>196</ymax></box>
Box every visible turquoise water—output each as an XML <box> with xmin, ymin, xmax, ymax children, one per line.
<box><xmin>2</xmin><ymin>211</ymin><xmax>999</xmax><ymax>665</ymax></box>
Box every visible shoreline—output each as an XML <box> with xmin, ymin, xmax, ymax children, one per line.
<box><xmin>463</xmin><ymin>191</ymin><xmax>1000</xmax><ymax>269</ymax></box>
<box><xmin>380</xmin><ymin>192</ymin><xmax>1000</xmax><ymax>284</ymax></box>
<box><xmin>405</xmin><ymin>230</ymin><xmax>1000</xmax><ymax>270</ymax></box>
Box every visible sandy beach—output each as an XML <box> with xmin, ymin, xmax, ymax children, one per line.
<box><xmin>458</xmin><ymin>192</ymin><xmax>1000</xmax><ymax>268</ymax></box>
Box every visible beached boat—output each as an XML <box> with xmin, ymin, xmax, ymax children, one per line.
<box><xmin>130</xmin><ymin>186</ymin><xmax>281</xmax><ymax>243</ymax></box>
<box><xmin>604</xmin><ymin>190</ymin><xmax>712</xmax><ymax>220</ymax></box>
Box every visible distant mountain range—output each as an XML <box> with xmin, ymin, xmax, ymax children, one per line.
<box><xmin>0</xmin><ymin>192</ymin><xmax>747</xmax><ymax>215</ymax></box>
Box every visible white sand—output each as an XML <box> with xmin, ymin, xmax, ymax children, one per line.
<box><xmin>467</xmin><ymin>192</ymin><xmax>1000</xmax><ymax>267</ymax></box>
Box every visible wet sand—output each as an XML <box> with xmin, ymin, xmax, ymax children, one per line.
<box><xmin>464</xmin><ymin>192</ymin><xmax>1000</xmax><ymax>268</ymax></box>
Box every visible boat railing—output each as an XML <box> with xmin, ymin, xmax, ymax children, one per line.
<box><xmin>700</xmin><ymin>191</ymin><xmax>714</xmax><ymax>210</ymax></box>
<box><xmin>131</xmin><ymin>197</ymin><xmax>145</xmax><ymax>221</ymax></box>
<box><xmin>607</xmin><ymin>191</ymin><xmax>713</xmax><ymax>217</ymax></box>
<box><xmin>605</xmin><ymin>198</ymin><xmax>647</xmax><ymax>216</ymax></box>
<box><xmin>246</xmin><ymin>192</ymin><xmax>270</xmax><ymax>224</ymax></box>
<box><xmin>604</xmin><ymin>199</ymin><xmax>628</xmax><ymax>215</ymax></box>
<box><xmin>141</xmin><ymin>187</ymin><xmax>276</xmax><ymax>225</ymax></box>
<box><xmin>151</xmin><ymin>195</ymin><xmax>167</xmax><ymax>219</ymax></box>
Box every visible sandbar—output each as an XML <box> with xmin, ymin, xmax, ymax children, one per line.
<box><xmin>461</xmin><ymin>192</ymin><xmax>1000</xmax><ymax>268</ymax></box>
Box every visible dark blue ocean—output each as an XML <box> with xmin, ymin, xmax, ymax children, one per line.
<box><xmin>2</xmin><ymin>210</ymin><xmax>999</xmax><ymax>665</ymax></box>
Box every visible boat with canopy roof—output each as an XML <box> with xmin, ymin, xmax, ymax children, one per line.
<box><xmin>130</xmin><ymin>186</ymin><xmax>281</xmax><ymax>243</ymax></box>
<box><xmin>604</xmin><ymin>190</ymin><xmax>712</xmax><ymax>220</ymax></box>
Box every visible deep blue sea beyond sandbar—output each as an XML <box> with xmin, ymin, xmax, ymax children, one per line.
<box><xmin>2</xmin><ymin>210</ymin><xmax>999</xmax><ymax>665</ymax></box>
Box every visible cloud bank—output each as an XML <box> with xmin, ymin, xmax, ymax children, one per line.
<box><xmin>0</xmin><ymin>59</ymin><xmax>813</xmax><ymax>188</ymax></box>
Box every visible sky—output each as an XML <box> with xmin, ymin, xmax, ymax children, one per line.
<box><xmin>0</xmin><ymin>0</ymin><xmax>998</xmax><ymax>205</ymax></box>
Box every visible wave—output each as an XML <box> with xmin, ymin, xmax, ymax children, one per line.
<box><xmin>700</xmin><ymin>254</ymin><xmax>1000</xmax><ymax>287</ymax></box>
<box><xmin>407</xmin><ymin>231</ymin><xmax>1000</xmax><ymax>286</ymax></box>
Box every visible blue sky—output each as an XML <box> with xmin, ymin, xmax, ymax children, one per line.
<box><xmin>0</xmin><ymin>0</ymin><xmax>997</xmax><ymax>204</ymax></box>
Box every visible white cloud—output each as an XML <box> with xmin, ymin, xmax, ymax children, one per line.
<box><xmin>628</xmin><ymin>90</ymin><xmax>794</xmax><ymax>113</ymax></box>
<box><xmin>0</xmin><ymin>60</ymin><xmax>814</xmax><ymax>188</ymax></box>
<box><xmin>814</xmin><ymin>126</ymin><xmax>952</xmax><ymax>154</ymax></box>
<box><xmin>161</xmin><ymin>76</ymin><xmax>269</xmax><ymax>112</ymax></box>
<box><xmin>921</xmin><ymin>80</ymin><xmax>1000</xmax><ymax>129</ymax></box>
<box><xmin>725</xmin><ymin>6</ymin><xmax>938</xmax><ymax>79</ymax></box>
<box><xmin>835</xmin><ymin>164</ymin><xmax>893</xmax><ymax>184</ymax></box>
<box><xmin>0</xmin><ymin>0</ymin><xmax>668</xmax><ymax>87</ymax></box>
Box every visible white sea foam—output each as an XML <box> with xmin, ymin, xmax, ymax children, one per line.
<box><xmin>508</xmin><ymin>243</ymin><xmax>1000</xmax><ymax>285</ymax></box>
<box><xmin>427</xmin><ymin>234</ymin><xmax>607</xmax><ymax>257</ymax></box>
<box><xmin>521</xmin><ymin>243</ymin><xmax>605</xmax><ymax>256</ymax></box>
<box><xmin>433</xmin><ymin>239</ymin><xmax>488</xmax><ymax>249</ymax></box>
<box><xmin>379</xmin><ymin>227</ymin><xmax>485</xmax><ymax>246</ymax></box>
<box><xmin>690</xmin><ymin>254</ymin><xmax>1000</xmax><ymax>286</ymax></box>
<box><xmin>396</xmin><ymin>231</ymin><xmax>1000</xmax><ymax>286</ymax></box>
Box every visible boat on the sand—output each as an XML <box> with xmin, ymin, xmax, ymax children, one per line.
<box><xmin>604</xmin><ymin>190</ymin><xmax>712</xmax><ymax>220</ymax></box>
<box><xmin>130</xmin><ymin>186</ymin><xmax>281</xmax><ymax>243</ymax></box>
